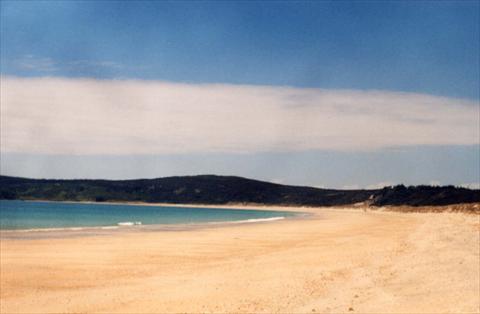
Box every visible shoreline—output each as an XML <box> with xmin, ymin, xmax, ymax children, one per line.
<box><xmin>0</xmin><ymin>214</ymin><xmax>313</xmax><ymax>240</ymax></box>
<box><xmin>2</xmin><ymin>199</ymin><xmax>478</xmax><ymax>238</ymax></box>
<box><xmin>2</xmin><ymin>200</ymin><xmax>478</xmax><ymax>239</ymax></box>
<box><xmin>0</xmin><ymin>200</ymin><xmax>313</xmax><ymax>238</ymax></box>
<box><xmin>10</xmin><ymin>198</ymin><xmax>480</xmax><ymax>213</ymax></box>
<box><xmin>14</xmin><ymin>198</ymin><xmax>317</xmax><ymax>212</ymax></box>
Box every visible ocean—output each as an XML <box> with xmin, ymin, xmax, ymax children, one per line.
<box><xmin>0</xmin><ymin>200</ymin><xmax>296</xmax><ymax>231</ymax></box>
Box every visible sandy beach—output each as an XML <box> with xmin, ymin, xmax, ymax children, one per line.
<box><xmin>1</xmin><ymin>205</ymin><xmax>479</xmax><ymax>313</ymax></box>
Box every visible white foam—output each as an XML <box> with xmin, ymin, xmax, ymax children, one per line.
<box><xmin>117</xmin><ymin>221</ymin><xmax>142</xmax><ymax>226</ymax></box>
<box><xmin>2</xmin><ymin>225</ymin><xmax>120</xmax><ymax>233</ymax></box>
<box><xmin>209</xmin><ymin>216</ymin><xmax>285</xmax><ymax>225</ymax></box>
<box><xmin>2</xmin><ymin>216</ymin><xmax>286</xmax><ymax>233</ymax></box>
<box><xmin>117</xmin><ymin>222</ymin><xmax>134</xmax><ymax>226</ymax></box>
<box><xmin>2</xmin><ymin>226</ymin><xmax>89</xmax><ymax>233</ymax></box>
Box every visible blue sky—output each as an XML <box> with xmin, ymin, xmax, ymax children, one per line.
<box><xmin>1</xmin><ymin>1</ymin><xmax>479</xmax><ymax>188</ymax></box>
<box><xmin>2</xmin><ymin>1</ymin><xmax>479</xmax><ymax>99</ymax></box>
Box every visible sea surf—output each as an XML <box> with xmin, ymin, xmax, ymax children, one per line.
<box><xmin>0</xmin><ymin>200</ymin><xmax>297</xmax><ymax>231</ymax></box>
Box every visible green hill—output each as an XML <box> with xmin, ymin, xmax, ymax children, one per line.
<box><xmin>1</xmin><ymin>175</ymin><xmax>478</xmax><ymax>206</ymax></box>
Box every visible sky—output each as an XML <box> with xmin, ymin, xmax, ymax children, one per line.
<box><xmin>1</xmin><ymin>1</ymin><xmax>479</xmax><ymax>189</ymax></box>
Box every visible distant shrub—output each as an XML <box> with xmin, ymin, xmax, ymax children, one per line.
<box><xmin>95</xmin><ymin>196</ymin><xmax>106</xmax><ymax>202</ymax></box>
<box><xmin>0</xmin><ymin>190</ymin><xmax>16</xmax><ymax>200</ymax></box>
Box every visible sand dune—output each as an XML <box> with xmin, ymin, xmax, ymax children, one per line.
<box><xmin>1</xmin><ymin>207</ymin><xmax>479</xmax><ymax>313</ymax></box>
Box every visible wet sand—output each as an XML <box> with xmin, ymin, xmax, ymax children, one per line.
<box><xmin>1</xmin><ymin>206</ymin><xmax>479</xmax><ymax>313</ymax></box>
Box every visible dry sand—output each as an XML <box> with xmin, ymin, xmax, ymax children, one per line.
<box><xmin>1</xmin><ymin>206</ymin><xmax>479</xmax><ymax>313</ymax></box>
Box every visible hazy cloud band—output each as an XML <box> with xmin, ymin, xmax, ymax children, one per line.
<box><xmin>1</xmin><ymin>76</ymin><xmax>478</xmax><ymax>155</ymax></box>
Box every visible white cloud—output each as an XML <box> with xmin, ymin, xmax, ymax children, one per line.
<box><xmin>15</xmin><ymin>55</ymin><xmax>58</xmax><ymax>72</ymax></box>
<box><xmin>13</xmin><ymin>55</ymin><xmax>125</xmax><ymax>73</ymax></box>
<box><xmin>1</xmin><ymin>76</ymin><xmax>479</xmax><ymax>155</ymax></box>
<box><xmin>342</xmin><ymin>184</ymin><xmax>361</xmax><ymax>190</ymax></box>
<box><xmin>365</xmin><ymin>181</ymin><xmax>395</xmax><ymax>189</ymax></box>
<box><xmin>65</xmin><ymin>60</ymin><xmax>125</xmax><ymax>70</ymax></box>
<box><xmin>460</xmin><ymin>183</ymin><xmax>480</xmax><ymax>190</ymax></box>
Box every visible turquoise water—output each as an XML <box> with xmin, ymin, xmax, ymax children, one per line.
<box><xmin>0</xmin><ymin>200</ymin><xmax>295</xmax><ymax>230</ymax></box>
